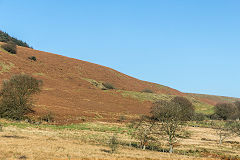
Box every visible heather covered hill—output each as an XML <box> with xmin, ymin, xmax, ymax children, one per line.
<box><xmin>0</xmin><ymin>42</ymin><xmax>238</xmax><ymax>123</ymax></box>
<box><xmin>0</xmin><ymin>44</ymin><xmax>184</xmax><ymax>123</ymax></box>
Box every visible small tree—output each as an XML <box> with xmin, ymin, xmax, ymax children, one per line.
<box><xmin>132</xmin><ymin>116</ymin><xmax>157</xmax><ymax>150</ymax></box>
<box><xmin>109</xmin><ymin>134</ymin><xmax>119</xmax><ymax>153</ymax></box>
<box><xmin>230</xmin><ymin>121</ymin><xmax>240</xmax><ymax>136</ymax></box>
<box><xmin>212</xmin><ymin>121</ymin><xmax>234</xmax><ymax>144</ymax></box>
<box><xmin>0</xmin><ymin>74</ymin><xmax>42</xmax><ymax>120</ymax></box>
<box><xmin>214</xmin><ymin>103</ymin><xmax>238</xmax><ymax>120</ymax></box>
<box><xmin>1</xmin><ymin>41</ymin><xmax>17</xmax><ymax>54</ymax></box>
<box><xmin>151</xmin><ymin>96</ymin><xmax>195</xmax><ymax>153</ymax></box>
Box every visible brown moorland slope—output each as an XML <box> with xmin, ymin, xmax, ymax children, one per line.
<box><xmin>0</xmin><ymin>43</ymin><xmax>239</xmax><ymax>123</ymax></box>
<box><xmin>0</xmin><ymin>43</ymin><xmax>184</xmax><ymax>123</ymax></box>
<box><xmin>187</xmin><ymin>93</ymin><xmax>240</xmax><ymax>106</ymax></box>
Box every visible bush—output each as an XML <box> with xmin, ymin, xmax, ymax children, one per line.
<box><xmin>141</xmin><ymin>89</ymin><xmax>154</xmax><ymax>93</ymax></box>
<box><xmin>40</xmin><ymin>112</ymin><xmax>54</xmax><ymax>122</ymax></box>
<box><xmin>214</xmin><ymin>103</ymin><xmax>238</xmax><ymax>120</ymax></box>
<box><xmin>109</xmin><ymin>134</ymin><xmax>119</xmax><ymax>153</ymax></box>
<box><xmin>193</xmin><ymin>113</ymin><xmax>206</xmax><ymax>121</ymax></box>
<box><xmin>102</xmin><ymin>82</ymin><xmax>115</xmax><ymax>90</ymax></box>
<box><xmin>0</xmin><ymin>74</ymin><xmax>42</xmax><ymax>120</ymax></box>
<box><xmin>1</xmin><ymin>41</ymin><xmax>17</xmax><ymax>54</ymax></box>
<box><xmin>28</xmin><ymin>56</ymin><xmax>37</xmax><ymax>61</ymax></box>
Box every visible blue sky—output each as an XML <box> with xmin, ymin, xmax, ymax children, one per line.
<box><xmin>0</xmin><ymin>0</ymin><xmax>240</xmax><ymax>97</ymax></box>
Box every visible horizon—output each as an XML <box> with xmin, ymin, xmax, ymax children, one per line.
<box><xmin>0</xmin><ymin>0</ymin><xmax>240</xmax><ymax>98</ymax></box>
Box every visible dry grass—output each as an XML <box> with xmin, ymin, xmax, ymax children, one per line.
<box><xmin>0</xmin><ymin>61</ymin><xmax>14</xmax><ymax>74</ymax></box>
<box><xmin>0</xmin><ymin>120</ymin><xmax>230</xmax><ymax>160</ymax></box>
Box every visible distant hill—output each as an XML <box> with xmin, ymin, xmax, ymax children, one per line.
<box><xmin>187</xmin><ymin>93</ymin><xmax>240</xmax><ymax>105</ymax></box>
<box><xmin>0</xmin><ymin>41</ymin><xmax>239</xmax><ymax>123</ymax></box>
<box><xmin>0</xmin><ymin>30</ymin><xmax>30</xmax><ymax>48</ymax></box>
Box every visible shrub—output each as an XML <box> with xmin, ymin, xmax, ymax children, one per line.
<box><xmin>28</xmin><ymin>56</ymin><xmax>37</xmax><ymax>61</ymax></box>
<box><xmin>41</xmin><ymin>112</ymin><xmax>54</xmax><ymax>122</ymax></box>
<box><xmin>1</xmin><ymin>41</ymin><xmax>17</xmax><ymax>54</ymax></box>
<box><xmin>0</xmin><ymin>74</ymin><xmax>42</xmax><ymax>120</ymax></box>
<box><xmin>214</xmin><ymin>103</ymin><xmax>238</xmax><ymax>120</ymax></box>
<box><xmin>102</xmin><ymin>82</ymin><xmax>115</xmax><ymax>90</ymax></box>
<box><xmin>109</xmin><ymin>134</ymin><xmax>119</xmax><ymax>153</ymax></box>
<box><xmin>193</xmin><ymin>113</ymin><xmax>206</xmax><ymax>121</ymax></box>
<box><xmin>141</xmin><ymin>89</ymin><xmax>153</xmax><ymax>93</ymax></box>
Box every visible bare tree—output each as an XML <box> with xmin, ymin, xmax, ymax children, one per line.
<box><xmin>151</xmin><ymin>97</ymin><xmax>194</xmax><ymax>153</ymax></box>
<box><xmin>132</xmin><ymin>116</ymin><xmax>157</xmax><ymax>150</ymax></box>
<box><xmin>212</xmin><ymin>121</ymin><xmax>233</xmax><ymax>144</ymax></box>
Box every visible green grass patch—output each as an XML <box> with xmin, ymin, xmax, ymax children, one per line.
<box><xmin>81</xmin><ymin>77</ymin><xmax>106</xmax><ymax>89</ymax></box>
<box><xmin>194</xmin><ymin>102</ymin><xmax>215</xmax><ymax>115</ymax></box>
<box><xmin>119</xmin><ymin>90</ymin><xmax>173</xmax><ymax>102</ymax></box>
<box><xmin>1</xmin><ymin>121</ymin><xmax>133</xmax><ymax>134</ymax></box>
<box><xmin>0</xmin><ymin>61</ymin><xmax>14</xmax><ymax>74</ymax></box>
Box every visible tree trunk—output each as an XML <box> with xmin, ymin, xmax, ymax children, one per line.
<box><xmin>142</xmin><ymin>145</ymin><xmax>146</xmax><ymax>150</ymax></box>
<box><xmin>169</xmin><ymin>144</ymin><xmax>173</xmax><ymax>153</ymax></box>
<box><xmin>219</xmin><ymin>135</ymin><xmax>222</xmax><ymax>144</ymax></box>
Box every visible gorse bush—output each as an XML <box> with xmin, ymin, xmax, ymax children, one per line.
<box><xmin>0</xmin><ymin>74</ymin><xmax>42</xmax><ymax>120</ymax></box>
<box><xmin>102</xmin><ymin>82</ymin><xmax>115</xmax><ymax>90</ymax></box>
<box><xmin>0</xmin><ymin>30</ymin><xmax>30</xmax><ymax>48</ymax></box>
<box><xmin>1</xmin><ymin>41</ymin><xmax>17</xmax><ymax>54</ymax></box>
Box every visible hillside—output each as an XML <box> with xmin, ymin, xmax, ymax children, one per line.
<box><xmin>0</xmin><ymin>30</ymin><xmax>30</xmax><ymax>48</ymax></box>
<box><xmin>0</xmin><ymin>43</ymin><xmax>239</xmax><ymax>123</ymax></box>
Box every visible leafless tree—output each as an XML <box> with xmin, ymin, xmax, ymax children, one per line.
<box><xmin>151</xmin><ymin>97</ymin><xmax>194</xmax><ymax>153</ymax></box>
<box><xmin>132</xmin><ymin>116</ymin><xmax>157</xmax><ymax>150</ymax></box>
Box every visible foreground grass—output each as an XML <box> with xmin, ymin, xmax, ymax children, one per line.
<box><xmin>0</xmin><ymin>119</ymin><xmax>239</xmax><ymax>160</ymax></box>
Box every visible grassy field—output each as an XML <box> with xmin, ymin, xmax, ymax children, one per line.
<box><xmin>0</xmin><ymin>119</ymin><xmax>239</xmax><ymax>160</ymax></box>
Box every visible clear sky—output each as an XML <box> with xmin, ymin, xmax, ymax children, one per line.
<box><xmin>0</xmin><ymin>0</ymin><xmax>240</xmax><ymax>97</ymax></box>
